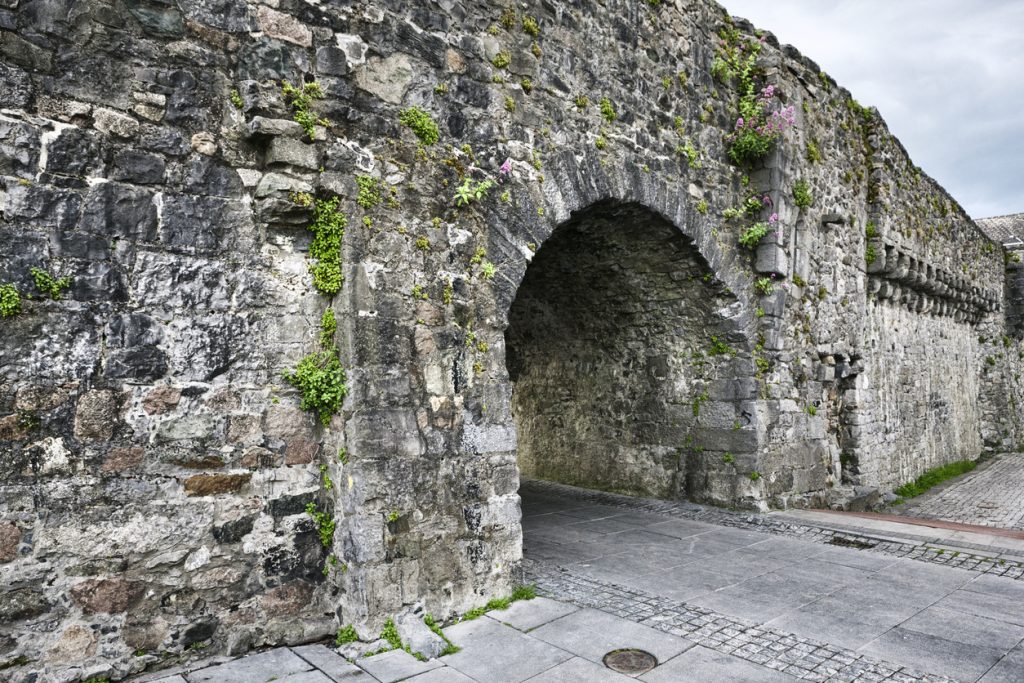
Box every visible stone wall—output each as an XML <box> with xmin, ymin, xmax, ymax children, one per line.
<box><xmin>0</xmin><ymin>0</ymin><xmax>1013</xmax><ymax>679</ymax></box>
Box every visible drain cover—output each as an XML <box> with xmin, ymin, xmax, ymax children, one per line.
<box><xmin>603</xmin><ymin>648</ymin><xmax>658</xmax><ymax>674</ymax></box>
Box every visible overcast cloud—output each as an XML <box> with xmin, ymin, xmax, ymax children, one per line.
<box><xmin>719</xmin><ymin>0</ymin><xmax>1023</xmax><ymax>219</ymax></box>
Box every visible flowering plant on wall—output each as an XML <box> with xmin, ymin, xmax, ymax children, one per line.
<box><xmin>727</xmin><ymin>85</ymin><xmax>795</xmax><ymax>165</ymax></box>
<box><xmin>712</xmin><ymin>26</ymin><xmax>795</xmax><ymax>165</ymax></box>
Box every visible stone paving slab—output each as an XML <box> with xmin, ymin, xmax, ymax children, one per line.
<box><xmin>186</xmin><ymin>649</ymin><xmax>313</xmax><ymax>683</ymax></box>
<box><xmin>978</xmin><ymin>644</ymin><xmax>1024</xmax><ymax>683</ymax></box>
<box><xmin>291</xmin><ymin>644</ymin><xmax>377</xmax><ymax>682</ymax></box>
<box><xmin>485</xmin><ymin>595</ymin><xmax>579</xmax><ymax>631</ymax></box>
<box><xmin>404</xmin><ymin>667</ymin><xmax>477</xmax><ymax>682</ymax></box>
<box><xmin>860</xmin><ymin>627</ymin><xmax>1007</xmax><ymax>683</ymax></box>
<box><xmin>529</xmin><ymin>607</ymin><xmax>694</xmax><ymax>665</ymax></box>
<box><xmin>525</xmin><ymin>656</ymin><xmax>637</xmax><ymax>682</ymax></box>
<box><xmin>442</xmin><ymin>616</ymin><xmax>573</xmax><ymax>682</ymax></box>
<box><xmin>354</xmin><ymin>649</ymin><xmax>443</xmax><ymax>683</ymax></box>
<box><xmin>639</xmin><ymin>645</ymin><xmax>799</xmax><ymax>682</ymax></box>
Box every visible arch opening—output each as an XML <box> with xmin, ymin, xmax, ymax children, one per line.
<box><xmin>505</xmin><ymin>201</ymin><xmax>758</xmax><ymax>505</ymax></box>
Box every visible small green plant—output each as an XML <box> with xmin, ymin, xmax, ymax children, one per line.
<box><xmin>754</xmin><ymin>277</ymin><xmax>774</xmax><ymax>296</ymax></box>
<box><xmin>522</xmin><ymin>15</ymin><xmax>539</xmax><ymax>36</ymax></box>
<box><xmin>792</xmin><ymin>180</ymin><xmax>812</xmax><ymax>209</ymax></box>
<box><xmin>599</xmin><ymin>97</ymin><xmax>616</xmax><ymax>122</ymax></box>
<box><xmin>31</xmin><ymin>267</ymin><xmax>70</xmax><ymax>300</ymax></box>
<box><xmin>500</xmin><ymin>7</ymin><xmax>516</xmax><ymax>29</ymax></box>
<box><xmin>424</xmin><ymin>614</ymin><xmax>461</xmax><ymax>655</ymax></box>
<box><xmin>399</xmin><ymin>107</ymin><xmax>440</xmax><ymax>145</ymax></box>
<box><xmin>696</xmin><ymin>199</ymin><xmax>708</xmax><ymax>214</ymax></box>
<box><xmin>319</xmin><ymin>309</ymin><xmax>337</xmax><ymax>347</ymax></box>
<box><xmin>511</xmin><ymin>584</ymin><xmax>536</xmax><ymax>601</ymax></box>
<box><xmin>574</xmin><ymin>94</ymin><xmax>589</xmax><ymax>109</ymax></box>
<box><xmin>442</xmin><ymin>280</ymin><xmax>454</xmax><ymax>305</ymax></box>
<box><xmin>492</xmin><ymin>51</ymin><xmax>511</xmax><ymax>69</ymax></box>
<box><xmin>520</xmin><ymin>77</ymin><xmax>533</xmax><ymax>94</ymax></box>
<box><xmin>677</xmin><ymin>139</ymin><xmax>700</xmax><ymax>169</ymax></box>
<box><xmin>806</xmin><ymin>140</ymin><xmax>821</xmax><ymax>163</ymax></box>
<box><xmin>865</xmin><ymin>244</ymin><xmax>878</xmax><ymax>265</ymax></box>
<box><xmin>320</xmin><ymin>463</ymin><xmax>334</xmax><ymax>490</ymax></box>
<box><xmin>434</xmin><ymin>83</ymin><xmax>449</xmax><ymax>95</ymax></box>
<box><xmin>282</xmin><ymin>81</ymin><xmax>325</xmax><ymax>140</ymax></box>
<box><xmin>738</xmin><ymin>222</ymin><xmax>769</xmax><ymax>249</ymax></box>
<box><xmin>305</xmin><ymin>502</ymin><xmax>335</xmax><ymax>547</ymax></box>
<box><xmin>0</xmin><ymin>284</ymin><xmax>22</xmax><ymax>318</ymax></box>
<box><xmin>754</xmin><ymin>306</ymin><xmax>765</xmax><ymax>318</ymax></box>
<box><xmin>284</xmin><ymin>346</ymin><xmax>347</xmax><ymax>425</ymax></box>
<box><xmin>722</xmin><ymin>452</ymin><xmax>734</xmax><ymax>464</ymax></box>
<box><xmin>336</xmin><ymin>625</ymin><xmax>359</xmax><ymax>646</ymax></box>
<box><xmin>708</xmin><ymin>336</ymin><xmax>734</xmax><ymax>356</ymax></box>
<box><xmin>381</xmin><ymin>618</ymin><xmax>402</xmax><ymax>650</ymax></box>
<box><xmin>595</xmin><ymin>135</ymin><xmax>607</xmax><ymax>150</ymax></box>
<box><xmin>894</xmin><ymin>460</ymin><xmax>977</xmax><ymax>498</ymax></box>
<box><xmin>338</xmin><ymin>447</ymin><xmax>349</xmax><ymax>464</ymax></box>
<box><xmin>307</xmin><ymin>197</ymin><xmax>347</xmax><ymax>296</ymax></box>
<box><xmin>692</xmin><ymin>389</ymin><xmax>709</xmax><ymax>417</ymax></box>
<box><xmin>229</xmin><ymin>89</ymin><xmax>243</xmax><ymax>109</ymax></box>
<box><xmin>356</xmin><ymin>175</ymin><xmax>381</xmax><ymax>209</ymax></box>
<box><xmin>806</xmin><ymin>405</ymin><xmax>817</xmax><ymax>416</ymax></box>
<box><xmin>865</xmin><ymin>221</ymin><xmax>878</xmax><ymax>239</ymax></box>
<box><xmin>415</xmin><ymin>236</ymin><xmax>430</xmax><ymax>251</ymax></box>
<box><xmin>504</xmin><ymin>96</ymin><xmax>516</xmax><ymax>113</ymax></box>
<box><xmin>749</xmin><ymin>471</ymin><xmax>761</xmax><ymax>481</ymax></box>
<box><xmin>481</xmin><ymin>261</ymin><xmax>497</xmax><ymax>279</ymax></box>
<box><xmin>454</xmin><ymin>178</ymin><xmax>495</xmax><ymax>206</ymax></box>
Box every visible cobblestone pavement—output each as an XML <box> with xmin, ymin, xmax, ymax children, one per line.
<box><xmin>134</xmin><ymin>481</ymin><xmax>1024</xmax><ymax>683</ymax></box>
<box><xmin>894</xmin><ymin>453</ymin><xmax>1024</xmax><ymax>530</ymax></box>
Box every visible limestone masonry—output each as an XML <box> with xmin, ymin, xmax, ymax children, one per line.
<box><xmin>0</xmin><ymin>0</ymin><xmax>1021</xmax><ymax>680</ymax></box>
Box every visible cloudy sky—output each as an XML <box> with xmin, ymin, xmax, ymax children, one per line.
<box><xmin>719</xmin><ymin>0</ymin><xmax>1023</xmax><ymax>219</ymax></box>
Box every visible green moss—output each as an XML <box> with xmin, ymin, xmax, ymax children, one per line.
<box><xmin>282</xmin><ymin>81</ymin><xmax>325</xmax><ymax>140</ymax></box>
<box><xmin>0</xmin><ymin>284</ymin><xmax>21</xmax><ymax>318</ymax></box>
<box><xmin>865</xmin><ymin>244</ymin><xmax>878</xmax><ymax>265</ymax></box>
<box><xmin>504</xmin><ymin>96</ymin><xmax>516</xmax><ymax>113</ymax></box>
<box><xmin>229</xmin><ymin>89</ymin><xmax>243</xmax><ymax>109</ymax></box>
<box><xmin>520</xmin><ymin>77</ymin><xmax>533</xmax><ymax>94</ymax></box>
<box><xmin>356</xmin><ymin>175</ymin><xmax>381</xmax><ymax>209</ymax></box>
<box><xmin>380</xmin><ymin>618</ymin><xmax>402</xmax><ymax>650</ymax></box>
<box><xmin>319</xmin><ymin>309</ymin><xmax>337</xmax><ymax>347</ymax></box>
<box><xmin>307</xmin><ymin>197</ymin><xmax>347</xmax><ymax>296</ymax></box>
<box><xmin>399</xmin><ymin>107</ymin><xmax>440</xmax><ymax>145</ymax></box>
<box><xmin>696</xmin><ymin>199</ymin><xmax>708</xmax><ymax>214</ymax></box>
<box><xmin>31</xmin><ymin>267</ymin><xmax>70</xmax><ymax>300</ymax></box>
<box><xmin>424</xmin><ymin>614</ymin><xmax>461</xmax><ymax>655</ymax></box>
<box><xmin>574</xmin><ymin>94</ymin><xmax>589</xmax><ymax>109</ymax></box>
<box><xmin>894</xmin><ymin>460</ymin><xmax>977</xmax><ymax>498</ymax></box>
<box><xmin>599</xmin><ymin>97</ymin><xmax>616</xmax><ymax>122</ymax></box>
<box><xmin>522</xmin><ymin>15</ymin><xmax>539</xmax><ymax>36</ymax></box>
<box><xmin>749</xmin><ymin>471</ymin><xmax>761</xmax><ymax>481</ymax></box>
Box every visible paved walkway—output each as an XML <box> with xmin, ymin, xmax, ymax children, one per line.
<box><xmin>892</xmin><ymin>453</ymin><xmax>1024</xmax><ymax>530</ymax></box>
<box><xmin>135</xmin><ymin>481</ymin><xmax>1024</xmax><ymax>683</ymax></box>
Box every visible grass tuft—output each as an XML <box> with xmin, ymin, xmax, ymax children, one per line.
<box><xmin>893</xmin><ymin>460</ymin><xmax>977</xmax><ymax>499</ymax></box>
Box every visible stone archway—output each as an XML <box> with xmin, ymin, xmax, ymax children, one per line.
<box><xmin>505</xmin><ymin>200</ymin><xmax>760</xmax><ymax>506</ymax></box>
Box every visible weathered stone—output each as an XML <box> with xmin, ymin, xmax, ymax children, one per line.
<box><xmin>143</xmin><ymin>385</ymin><xmax>181</xmax><ymax>414</ymax></box>
<box><xmin>257</xmin><ymin>6</ymin><xmax>311</xmax><ymax>47</ymax></box>
<box><xmin>395</xmin><ymin>612</ymin><xmax>447</xmax><ymax>659</ymax></box>
<box><xmin>265</xmin><ymin>136</ymin><xmax>320</xmax><ymax>169</ymax></box>
<box><xmin>44</xmin><ymin>626</ymin><xmax>98</xmax><ymax>662</ymax></box>
<box><xmin>191</xmin><ymin>131</ymin><xmax>217</xmax><ymax>155</ymax></box>
<box><xmin>69</xmin><ymin>578</ymin><xmax>145</xmax><ymax>614</ymax></box>
<box><xmin>93</xmin><ymin>107</ymin><xmax>139</xmax><ymax>139</ymax></box>
<box><xmin>101</xmin><ymin>446</ymin><xmax>145</xmax><ymax>472</ymax></box>
<box><xmin>73</xmin><ymin>389</ymin><xmax>121</xmax><ymax>442</ymax></box>
<box><xmin>0</xmin><ymin>523</ymin><xmax>20</xmax><ymax>563</ymax></box>
<box><xmin>284</xmin><ymin>437</ymin><xmax>318</xmax><ymax>465</ymax></box>
<box><xmin>0</xmin><ymin>587</ymin><xmax>50</xmax><ymax>622</ymax></box>
<box><xmin>184</xmin><ymin>473</ymin><xmax>252</xmax><ymax>496</ymax></box>
<box><xmin>354</xmin><ymin>53</ymin><xmax>413</xmax><ymax>104</ymax></box>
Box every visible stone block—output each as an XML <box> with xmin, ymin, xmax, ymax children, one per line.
<box><xmin>257</xmin><ymin>6</ymin><xmax>312</xmax><ymax>47</ymax></box>
<box><xmin>395</xmin><ymin>612</ymin><xmax>447</xmax><ymax>659</ymax></box>
<box><xmin>69</xmin><ymin>577</ymin><xmax>145</xmax><ymax>614</ymax></box>
<box><xmin>74</xmin><ymin>389</ymin><xmax>121</xmax><ymax>441</ymax></box>
<box><xmin>184</xmin><ymin>473</ymin><xmax>252</xmax><ymax>496</ymax></box>
<box><xmin>266</xmin><ymin>136</ymin><xmax>320</xmax><ymax>170</ymax></box>
<box><xmin>0</xmin><ymin>522</ymin><xmax>20</xmax><ymax>563</ymax></box>
<box><xmin>94</xmin><ymin>107</ymin><xmax>139</xmax><ymax>139</ymax></box>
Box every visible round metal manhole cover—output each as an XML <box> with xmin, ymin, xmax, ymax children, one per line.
<box><xmin>603</xmin><ymin>648</ymin><xmax>658</xmax><ymax>674</ymax></box>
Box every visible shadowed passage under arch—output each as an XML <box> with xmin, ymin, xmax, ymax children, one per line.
<box><xmin>505</xmin><ymin>201</ymin><xmax>758</xmax><ymax>504</ymax></box>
